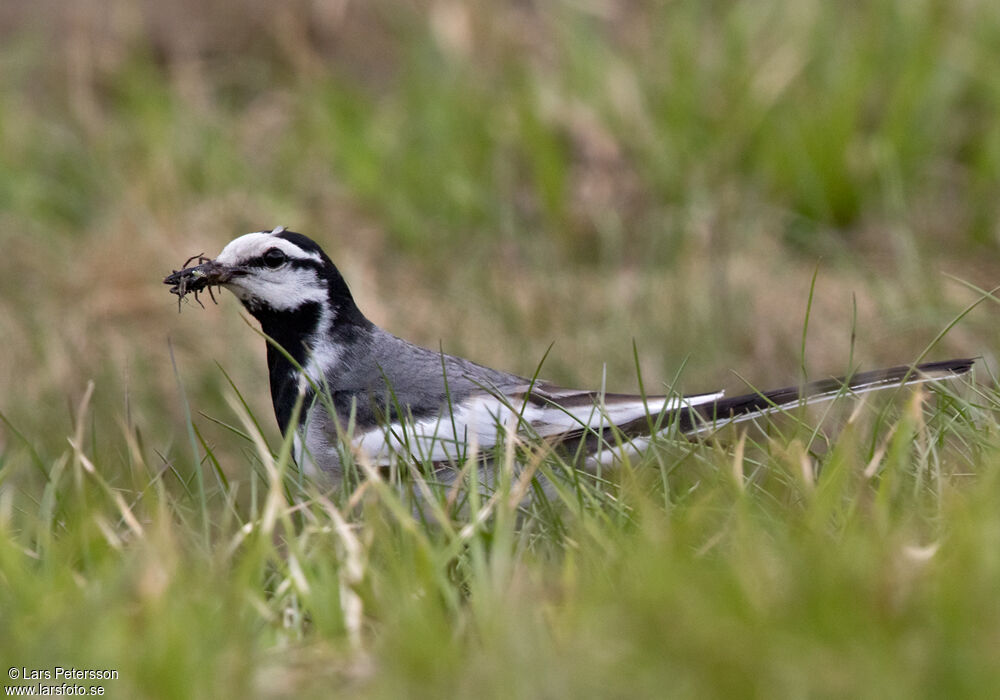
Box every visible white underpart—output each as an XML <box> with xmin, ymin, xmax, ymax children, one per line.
<box><xmin>292</xmin><ymin>427</ymin><xmax>327</xmax><ymax>479</ymax></box>
<box><xmin>298</xmin><ymin>306</ymin><xmax>341</xmax><ymax>393</ymax></box>
<box><xmin>215</xmin><ymin>230</ymin><xmax>327</xmax><ymax>311</ymax></box>
<box><xmin>292</xmin><ymin>431</ymin><xmax>307</xmax><ymax>473</ymax></box>
<box><xmin>352</xmin><ymin>390</ymin><xmax>724</xmax><ymax>466</ymax></box>
<box><xmin>289</xmin><ymin>306</ymin><xmax>349</xmax><ymax>477</ymax></box>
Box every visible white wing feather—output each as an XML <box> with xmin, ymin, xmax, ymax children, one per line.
<box><xmin>352</xmin><ymin>389</ymin><xmax>724</xmax><ymax>466</ymax></box>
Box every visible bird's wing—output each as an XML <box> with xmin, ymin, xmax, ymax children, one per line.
<box><xmin>349</xmin><ymin>384</ymin><xmax>724</xmax><ymax>466</ymax></box>
<box><xmin>347</xmin><ymin>358</ymin><xmax>974</xmax><ymax>467</ymax></box>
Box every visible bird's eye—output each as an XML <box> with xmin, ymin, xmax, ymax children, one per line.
<box><xmin>262</xmin><ymin>248</ymin><xmax>287</xmax><ymax>269</ymax></box>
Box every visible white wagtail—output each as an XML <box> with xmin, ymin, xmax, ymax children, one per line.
<box><xmin>164</xmin><ymin>227</ymin><xmax>973</xmax><ymax>480</ymax></box>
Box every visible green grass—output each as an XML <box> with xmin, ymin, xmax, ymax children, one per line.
<box><xmin>3</xmin><ymin>0</ymin><xmax>1000</xmax><ymax>697</ymax></box>
<box><xmin>2</xmin><ymin>370</ymin><xmax>996</xmax><ymax>699</ymax></box>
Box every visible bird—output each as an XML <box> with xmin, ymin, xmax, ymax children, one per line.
<box><xmin>164</xmin><ymin>227</ymin><xmax>974</xmax><ymax>485</ymax></box>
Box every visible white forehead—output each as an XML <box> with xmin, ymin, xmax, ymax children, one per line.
<box><xmin>215</xmin><ymin>228</ymin><xmax>323</xmax><ymax>265</ymax></box>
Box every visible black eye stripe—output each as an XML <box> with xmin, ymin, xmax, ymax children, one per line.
<box><xmin>243</xmin><ymin>256</ymin><xmax>323</xmax><ymax>271</ymax></box>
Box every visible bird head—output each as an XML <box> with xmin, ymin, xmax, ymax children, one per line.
<box><xmin>164</xmin><ymin>227</ymin><xmax>363</xmax><ymax>317</ymax></box>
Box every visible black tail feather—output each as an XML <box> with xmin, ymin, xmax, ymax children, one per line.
<box><xmin>675</xmin><ymin>357</ymin><xmax>975</xmax><ymax>434</ymax></box>
<box><xmin>557</xmin><ymin>358</ymin><xmax>973</xmax><ymax>457</ymax></box>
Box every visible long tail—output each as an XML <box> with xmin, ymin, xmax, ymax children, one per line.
<box><xmin>673</xmin><ymin>357</ymin><xmax>975</xmax><ymax>434</ymax></box>
<box><xmin>573</xmin><ymin>359</ymin><xmax>974</xmax><ymax>466</ymax></box>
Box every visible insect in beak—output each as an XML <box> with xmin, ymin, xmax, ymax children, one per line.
<box><xmin>164</xmin><ymin>254</ymin><xmax>229</xmax><ymax>312</ymax></box>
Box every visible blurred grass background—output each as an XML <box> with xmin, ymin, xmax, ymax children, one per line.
<box><xmin>2</xmin><ymin>0</ymin><xmax>1000</xmax><ymax>697</ymax></box>
<box><xmin>2</xmin><ymin>0</ymin><xmax>998</xmax><ymax>458</ymax></box>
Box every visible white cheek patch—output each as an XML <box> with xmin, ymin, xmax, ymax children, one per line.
<box><xmin>226</xmin><ymin>267</ymin><xmax>328</xmax><ymax>311</ymax></box>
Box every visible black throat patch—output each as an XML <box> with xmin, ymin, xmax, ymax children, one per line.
<box><xmin>247</xmin><ymin>301</ymin><xmax>324</xmax><ymax>434</ymax></box>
